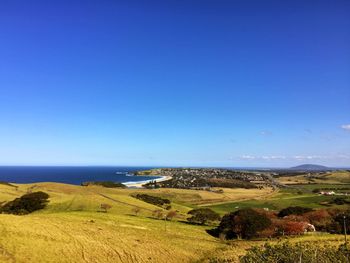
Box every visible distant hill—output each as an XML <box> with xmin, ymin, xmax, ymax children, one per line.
<box><xmin>289</xmin><ymin>164</ymin><xmax>330</xmax><ymax>171</ymax></box>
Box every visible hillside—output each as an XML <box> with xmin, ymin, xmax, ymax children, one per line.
<box><xmin>277</xmin><ymin>170</ymin><xmax>350</xmax><ymax>185</ymax></box>
<box><xmin>0</xmin><ymin>182</ymin><xmax>277</xmax><ymax>263</ymax></box>
<box><xmin>0</xmin><ymin>182</ymin><xmax>346</xmax><ymax>262</ymax></box>
<box><xmin>289</xmin><ymin>164</ymin><xmax>330</xmax><ymax>171</ymax></box>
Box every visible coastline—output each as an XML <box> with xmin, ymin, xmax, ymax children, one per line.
<box><xmin>124</xmin><ymin>175</ymin><xmax>172</xmax><ymax>188</ymax></box>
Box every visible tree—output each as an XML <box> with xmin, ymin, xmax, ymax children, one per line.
<box><xmin>100</xmin><ymin>203</ymin><xmax>112</xmax><ymax>213</ymax></box>
<box><xmin>166</xmin><ymin>210</ymin><xmax>177</xmax><ymax>221</ymax></box>
<box><xmin>304</xmin><ymin>209</ymin><xmax>332</xmax><ymax>232</ymax></box>
<box><xmin>280</xmin><ymin>221</ymin><xmax>306</xmax><ymax>235</ymax></box>
<box><xmin>218</xmin><ymin>208</ymin><xmax>272</xmax><ymax>239</ymax></box>
<box><xmin>332</xmin><ymin>197</ymin><xmax>350</xmax><ymax>205</ymax></box>
<box><xmin>133</xmin><ymin>194</ymin><xmax>170</xmax><ymax>208</ymax></box>
<box><xmin>187</xmin><ymin>208</ymin><xmax>221</xmax><ymax>225</ymax></box>
<box><xmin>333</xmin><ymin>211</ymin><xmax>350</xmax><ymax>234</ymax></box>
<box><xmin>278</xmin><ymin>206</ymin><xmax>313</xmax><ymax>217</ymax></box>
<box><xmin>0</xmin><ymin>191</ymin><xmax>49</xmax><ymax>215</ymax></box>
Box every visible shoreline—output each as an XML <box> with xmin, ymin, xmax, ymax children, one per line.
<box><xmin>124</xmin><ymin>175</ymin><xmax>172</xmax><ymax>188</ymax></box>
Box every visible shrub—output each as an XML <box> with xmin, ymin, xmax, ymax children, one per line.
<box><xmin>304</xmin><ymin>209</ymin><xmax>333</xmax><ymax>232</ymax></box>
<box><xmin>280</xmin><ymin>221</ymin><xmax>306</xmax><ymax>235</ymax></box>
<box><xmin>133</xmin><ymin>194</ymin><xmax>171</xmax><ymax>208</ymax></box>
<box><xmin>0</xmin><ymin>191</ymin><xmax>49</xmax><ymax>215</ymax></box>
<box><xmin>218</xmin><ymin>208</ymin><xmax>272</xmax><ymax>239</ymax></box>
<box><xmin>278</xmin><ymin>206</ymin><xmax>313</xmax><ymax>217</ymax></box>
<box><xmin>187</xmin><ymin>208</ymin><xmax>221</xmax><ymax>225</ymax></box>
<box><xmin>100</xmin><ymin>203</ymin><xmax>112</xmax><ymax>213</ymax></box>
<box><xmin>240</xmin><ymin>242</ymin><xmax>350</xmax><ymax>263</ymax></box>
<box><xmin>206</xmin><ymin>179</ymin><xmax>257</xmax><ymax>189</ymax></box>
<box><xmin>331</xmin><ymin>197</ymin><xmax>350</xmax><ymax>205</ymax></box>
<box><xmin>166</xmin><ymin>210</ymin><xmax>177</xmax><ymax>221</ymax></box>
<box><xmin>333</xmin><ymin>211</ymin><xmax>350</xmax><ymax>234</ymax></box>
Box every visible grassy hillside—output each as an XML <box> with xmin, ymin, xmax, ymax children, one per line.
<box><xmin>0</xmin><ymin>183</ymin><xmax>226</xmax><ymax>263</ymax></box>
<box><xmin>0</xmin><ymin>183</ymin><xmax>346</xmax><ymax>262</ymax></box>
<box><xmin>277</xmin><ymin>170</ymin><xmax>350</xmax><ymax>185</ymax></box>
<box><xmin>205</xmin><ymin>191</ymin><xmax>340</xmax><ymax>214</ymax></box>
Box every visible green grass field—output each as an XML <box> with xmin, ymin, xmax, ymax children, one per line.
<box><xmin>277</xmin><ymin>170</ymin><xmax>350</xmax><ymax>185</ymax></box>
<box><xmin>204</xmin><ymin>188</ymin><xmax>350</xmax><ymax>214</ymax></box>
<box><xmin>294</xmin><ymin>183</ymin><xmax>350</xmax><ymax>192</ymax></box>
<box><xmin>0</xmin><ymin>182</ymin><xmax>347</xmax><ymax>262</ymax></box>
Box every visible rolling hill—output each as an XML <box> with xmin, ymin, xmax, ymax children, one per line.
<box><xmin>0</xmin><ymin>182</ymin><xmax>345</xmax><ymax>262</ymax></box>
<box><xmin>289</xmin><ymin>164</ymin><xmax>330</xmax><ymax>171</ymax></box>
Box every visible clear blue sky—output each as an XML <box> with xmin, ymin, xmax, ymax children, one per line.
<box><xmin>0</xmin><ymin>0</ymin><xmax>349</xmax><ymax>167</ymax></box>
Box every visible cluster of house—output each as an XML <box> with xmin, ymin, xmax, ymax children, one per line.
<box><xmin>318</xmin><ymin>191</ymin><xmax>350</xmax><ymax>196</ymax></box>
<box><xmin>319</xmin><ymin>191</ymin><xmax>336</xmax><ymax>196</ymax></box>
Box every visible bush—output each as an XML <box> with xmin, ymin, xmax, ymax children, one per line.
<box><xmin>166</xmin><ymin>210</ymin><xmax>177</xmax><ymax>221</ymax></box>
<box><xmin>207</xmin><ymin>179</ymin><xmax>257</xmax><ymax>189</ymax></box>
<box><xmin>217</xmin><ymin>208</ymin><xmax>272</xmax><ymax>239</ymax></box>
<box><xmin>333</xmin><ymin>211</ymin><xmax>350</xmax><ymax>234</ymax></box>
<box><xmin>0</xmin><ymin>191</ymin><xmax>49</xmax><ymax>215</ymax></box>
<box><xmin>240</xmin><ymin>242</ymin><xmax>350</xmax><ymax>263</ymax></box>
<box><xmin>187</xmin><ymin>208</ymin><xmax>221</xmax><ymax>225</ymax></box>
<box><xmin>304</xmin><ymin>209</ymin><xmax>333</xmax><ymax>232</ymax></box>
<box><xmin>100</xmin><ymin>203</ymin><xmax>112</xmax><ymax>213</ymax></box>
<box><xmin>133</xmin><ymin>194</ymin><xmax>171</xmax><ymax>208</ymax></box>
<box><xmin>278</xmin><ymin>206</ymin><xmax>313</xmax><ymax>217</ymax></box>
<box><xmin>331</xmin><ymin>197</ymin><xmax>350</xmax><ymax>205</ymax></box>
<box><xmin>280</xmin><ymin>221</ymin><xmax>306</xmax><ymax>235</ymax></box>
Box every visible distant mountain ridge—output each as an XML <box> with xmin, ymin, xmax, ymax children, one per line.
<box><xmin>289</xmin><ymin>164</ymin><xmax>330</xmax><ymax>171</ymax></box>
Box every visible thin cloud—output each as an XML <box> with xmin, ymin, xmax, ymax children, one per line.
<box><xmin>240</xmin><ymin>155</ymin><xmax>256</xmax><ymax>160</ymax></box>
<box><xmin>341</xmin><ymin>124</ymin><xmax>350</xmax><ymax>131</ymax></box>
<box><xmin>239</xmin><ymin>155</ymin><xmax>286</xmax><ymax>160</ymax></box>
<box><xmin>260</xmin><ymin>130</ymin><xmax>272</xmax><ymax>136</ymax></box>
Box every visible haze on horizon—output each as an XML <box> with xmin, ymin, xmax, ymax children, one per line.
<box><xmin>0</xmin><ymin>0</ymin><xmax>349</xmax><ymax>167</ymax></box>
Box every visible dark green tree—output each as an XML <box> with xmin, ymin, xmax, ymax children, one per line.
<box><xmin>0</xmin><ymin>191</ymin><xmax>49</xmax><ymax>215</ymax></box>
<box><xmin>278</xmin><ymin>206</ymin><xmax>313</xmax><ymax>217</ymax></box>
<box><xmin>187</xmin><ymin>208</ymin><xmax>221</xmax><ymax>225</ymax></box>
<box><xmin>218</xmin><ymin>208</ymin><xmax>272</xmax><ymax>239</ymax></box>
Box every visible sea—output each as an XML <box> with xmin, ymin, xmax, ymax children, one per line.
<box><xmin>0</xmin><ymin>166</ymin><xmax>161</xmax><ymax>185</ymax></box>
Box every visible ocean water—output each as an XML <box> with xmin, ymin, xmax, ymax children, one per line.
<box><xmin>0</xmin><ymin>166</ymin><xmax>160</xmax><ymax>185</ymax></box>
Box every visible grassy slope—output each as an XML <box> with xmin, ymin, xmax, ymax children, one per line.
<box><xmin>0</xmin><ymin>183</ymin><xmax>346</xmax><ymax>262</ymax></box>
<box><xmin>206</xmin><ymin>191</ymin><xmax>340</xmax><ymax>214</ymax></box>
<box><xmin>277</xmin><ymin>170</ymin><xmax>350</xmax><ymax>185</ymax></box>
<box><xmin>0</xmin><ymin>183</ymin><xmax>273</xmax><ymax>263</ymax></box>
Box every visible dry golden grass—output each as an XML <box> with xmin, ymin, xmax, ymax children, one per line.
<box><xmin>198</xmin><ymin>234</ymin><xmax>345</xmax><ymax>262</ymax></box>
<box><xmin>134</xmin><ymin>187</ymin><xmax>275</xmax><ymax>206</ymax></box>
<box><xmin>0</xmin><ymin>182</ymin><xmax>344</xmax><ymax>263</ymax></box>
<box><xmin>0</xmin><ymin>212</ymin><xmax>224</xmax><ymax>263</ymax></box>
<box><xmin>0</xmin><ymin>183</ymin><xmax>226</xmax><ymax>263</ymax></box>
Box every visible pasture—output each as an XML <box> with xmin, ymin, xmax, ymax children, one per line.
<box><xmin>0</xmin><ymin>182</ymin><xmax>346</xmax><ymax>262</ymax></box>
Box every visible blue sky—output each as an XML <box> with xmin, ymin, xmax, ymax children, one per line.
<box><xmin>0</xmin><ymin>0</ymin><xmax>349</xmax><ymax>167</ymax></box>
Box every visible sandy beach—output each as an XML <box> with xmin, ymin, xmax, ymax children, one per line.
<box><xmin>124</xmin><ymin>175</ymin><xmax>172</xmax><ymax>188</ymax></box>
